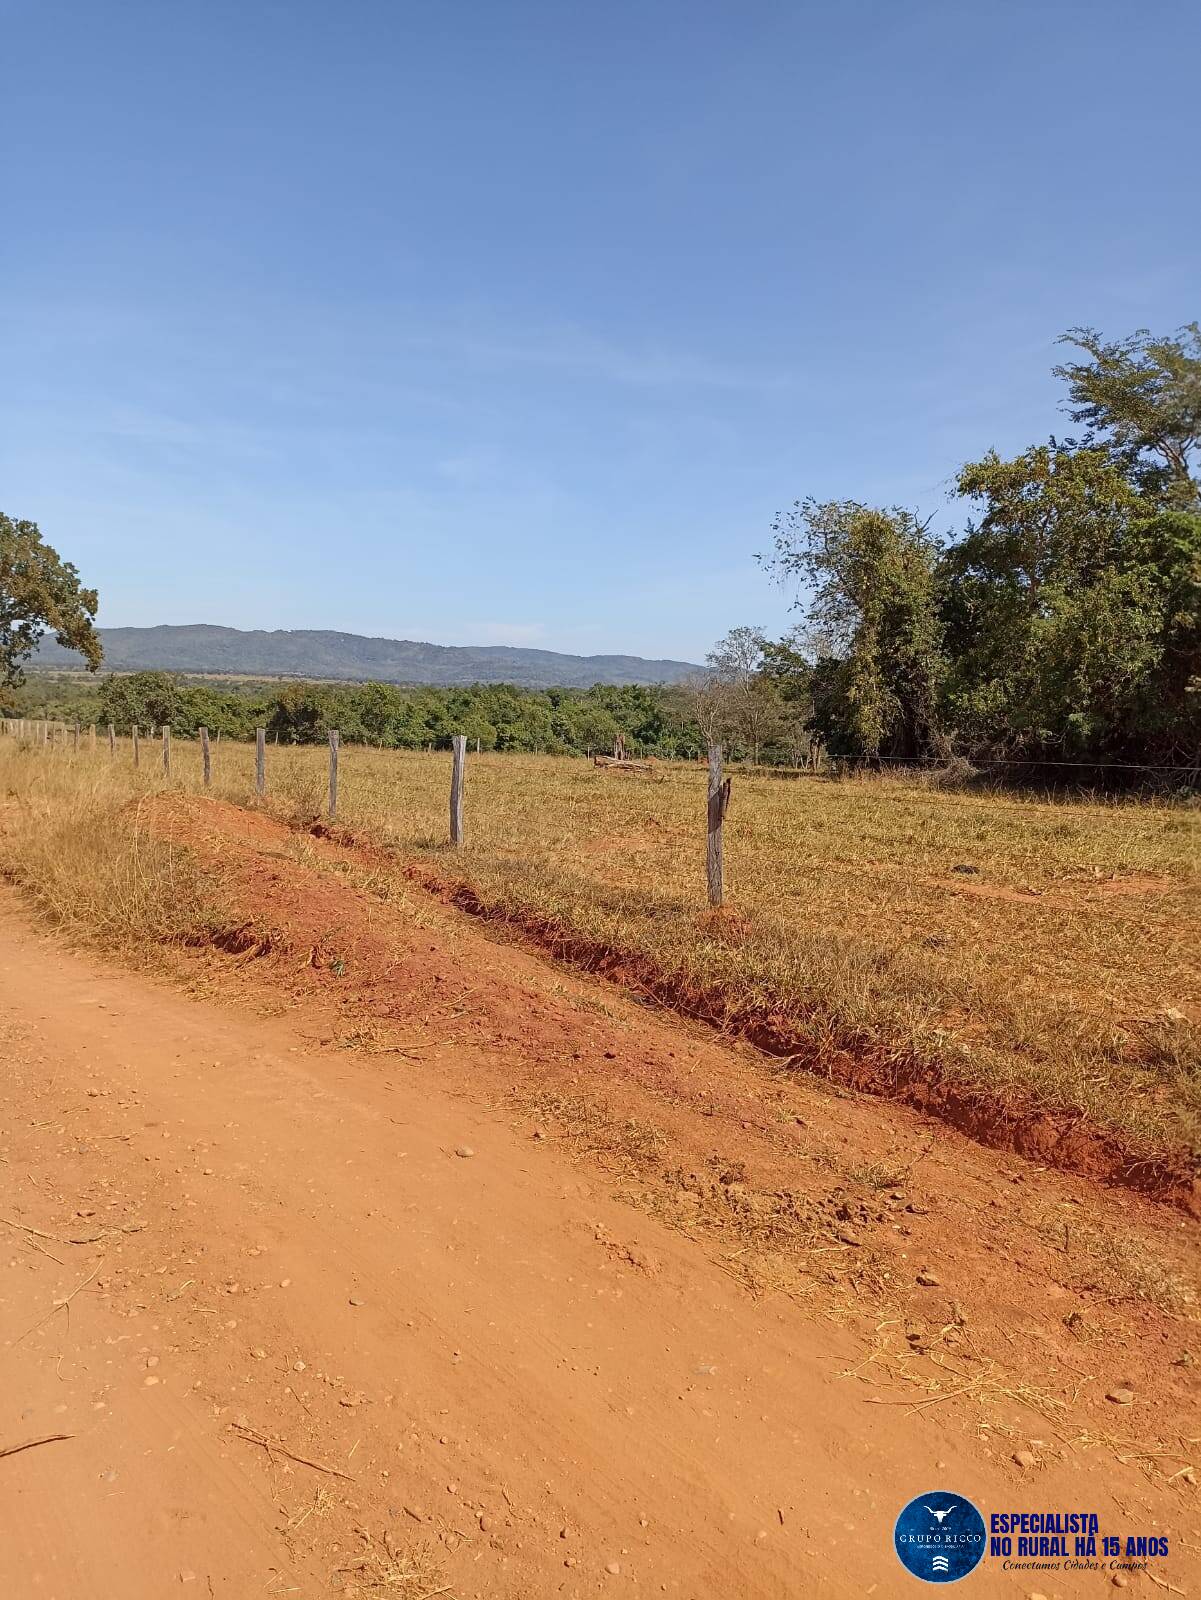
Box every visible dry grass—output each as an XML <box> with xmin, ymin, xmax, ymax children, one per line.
<box><xmin>507</xmin><ymin>1084</ymin><xmax>888</xmax><ymax>1304</ymax></box>
<box><xmin>1</xmin><ymin>732</ymin><xmax>1199</xmax><ymax>1156</ymax></box>
<box><xmin>332</xmin><ymin>1529</ymin><xmax>449</xmax><ymax>1596</ymax></box>
<box><xmin>1024</xmin><ymin>1199</ymin><xmax>1200</xmax><ymax>1317</ymax></box>
<box><xmin>0</xmin><ymin>738</ymin><xmax>217</xmax><ymax>952</ymax></box>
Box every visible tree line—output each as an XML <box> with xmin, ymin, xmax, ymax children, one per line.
<box><xmin>10</xmin><ymin>671</ymin><xmax>719</xmax><ymax>758</ymax></box>
<box><xmin>698</xmin><ymin>324</ymin><xmax>1201</xmax><ymax>771</ymax></box>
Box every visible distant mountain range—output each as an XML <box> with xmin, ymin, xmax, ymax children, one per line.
<box><xmin>33</xmin><ymin>625</ymin><xmax>701</xmax><ymax>689</ymax></box>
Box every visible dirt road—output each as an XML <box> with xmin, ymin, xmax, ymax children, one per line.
<box><xmin>0</xmin><ymin>803</ymin><xmax>1197</xmax><ymax>1597</ymax></box>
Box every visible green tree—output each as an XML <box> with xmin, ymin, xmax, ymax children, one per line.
<box><xmin>1054</xmin><ymin>324</ymin><xmax>1201</xmax><ymax>505</ymax></box>
<box><xmin>267</xmin><ymin>684</ymin><xmax>332</xmax><ymax>743</ymax></box>
<box><xmin>942</xmin><ymin>445</ymin><xmax>1148</xmax><ymax>752</ymax></box>
<box><xmin>759</xmin><ymin>633</ymin><xmax>817</xmax><ymax>762</ymax></box>
<box><xmin>354</xmin><ymin>682</ymin><xmax>409</xmax><ymax>744</ymax></box>
<box><xmin>703</xmin><ymin>626</ymin><xmax>788</xmax><ymax>763</ymax></box>
<box><xmin>0</xmin><ymin>513</ymin><xmax>101</xmax><ymax>684</ymax></box>
<box><xmin>1120</xmin><ymin>509</ymin><xmax>1201</xmax><ymax>760</ymax></box>
<box><xmin>552</xmin><ymin>698</ymin><xmax>621</xmax><ymax>754</ymax></box>
<box><xmin>98</xmin><ymin>670</ymin><xmax>182</xmax><ymax>732</ymax></box>
<box><xmin>765</xmin><ymin>500</ymin><xmax>945</xmax><ymax>758</ymax></box>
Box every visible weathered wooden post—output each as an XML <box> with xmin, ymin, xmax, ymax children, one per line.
<box><xmin>132</xmin><ymin>725</ymin><xmax>140</xmax><ymax>767</ymax></box>
<box><xmin>706</xmin><ymin>744</ymin><xmax>731</xmax><ymax>908</ymax></box>
<box><xmin>255</xmin><ymin>728</ymin><xmax>266</xmax><ymax>796</ymax></box>
<box><xmin>108</xmin><ymin>723</ymin><xmax>116</xmax><ymax>757</ymax></box>
<box><xmin>328</xmin><ymin>729</ymin><xmax>339</xmax><ymax>820</ymax></box>
<box><xmin>89</xmin><ymin>723</ymin><xmax>96</xmax><ymax>753</ymax></box>
<box><xmin>200</xmin><ymin>727</ymin><xmax>211</xmax><ymax>786</ymax></box>
<box><xmin>72</xmin><ymin>722</ymin><xmax>79</xmax><ymax>751</ymax></box>
<box><xmin>450</xmin><ymin>734</ymin><xmax>466</xmax><ymax>846</ymax></box>
<box><xmin>162</xmin><ymin>725</ymin><xmax>171</xmax><ymax>776</ymax></box>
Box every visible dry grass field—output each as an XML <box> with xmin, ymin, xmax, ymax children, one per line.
<box><xmin>2</xmin><ymin>733</ymin><xmax>1198</xmax><ymax>1164</ymax></box>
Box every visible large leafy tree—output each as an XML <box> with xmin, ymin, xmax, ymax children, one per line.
<box><xmin>1054</xmin><ymin>324</ymin><xmax>1201</xmax><ymax>505</ymax></box>
<box><xmin>765</xmin><ymin>499</ymin><xmax>945</xmax><ymax>758</ymax></box>
<box><xmin>98</xmin><ymin>670</ymin><xmax>183</xmax><ymax>733</ymax></box>
<box><xmin>1122</xmin><ymin>509</ymin><xmax>1201</xmax><ymax>760</ymax></box>
<box><xmin>0</xmin><ymin>513</ymin><xmax>101</xmax><ymax>684</ymax></box>
<box><xmin>942</xmin><ymin>443</ymin><xmax>1199</xmax><ymax>760</ymax></box>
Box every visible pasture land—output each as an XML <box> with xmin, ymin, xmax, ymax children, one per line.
<box><xmin>1</xmin><ymin>734</ymin><xmax>1198</xmax><ymax>1165</ymax></box>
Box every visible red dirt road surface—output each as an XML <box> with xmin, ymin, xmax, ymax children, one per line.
<box><xmin>1</xmin><ymin>798</ymin><xmax>1198</xmax><ymax>1597</ymax></box>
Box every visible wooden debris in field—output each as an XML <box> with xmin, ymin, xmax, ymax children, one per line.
<box><xmin>593</xmin><ymin>755</ymin><xmax>655</xmax><ymax>773</ymax></box>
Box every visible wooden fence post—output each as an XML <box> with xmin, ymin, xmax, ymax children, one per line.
<box><xmin>200</xmin><ymin>727</ymin><xmax>211</xmax><ymax>786</ymax></box>
<box><xmin>328</xmin><ymin>730</ymin><xmax>339</xmax><ymax>820</ymax></box>
<box><xmin>255</xmin><ymin>728</ymin><xmax>266</xmax><ymax>796</ymax></box>
<box><xmin>162</xmin><ymin>725</ymin><xmax>171</xmax><ymax>776</ymax></box>
<box><xmin>108</xmin><ymin>723</ymin><xmax>116</xmax><ymax>757</ymax></box>
<box><xmin>132</xmin><ymin>725</ymin><xmax>140</xmax><ymax>767</ymax></box>
<box><xmin>706</xmin><ymin>744</ymin><xmax>731</xmax><ymax>908</ymax></box>
<box><xmin>89</xmin><ymin>724</ymin><xmax>96</xmax><ymax>752</ymax></box>
<box><xmin>450</xmin><ymin>734</ymin><xmax>466</xmax><ymax>846</ymax></box>
<box><xmin>72</xmin><ymin>722</ymin><xmax>79</xmax><ymax>751</ymax></box>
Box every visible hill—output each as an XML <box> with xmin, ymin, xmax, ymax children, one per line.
<box><xmin>33</xmin><ymin>624</ymin><xmax>701</xmax><ymax>689</ymax></box>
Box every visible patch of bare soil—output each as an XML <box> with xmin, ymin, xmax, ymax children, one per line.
<box><xmin>934</xmin><ymin>870</ymin><xmax>1177</xmax><ymax>907</ymax></box>
<box><xmin>938</xmin><ymin>877</ymin><xmax>1046</xmax><ymax>904</ymax></box>
<box><xmin>1093</xmin><ymin>873</ymin><xmax>1176</xmax><ymax>897</ymax></box>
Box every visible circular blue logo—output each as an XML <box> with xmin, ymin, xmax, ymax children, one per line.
<box><xmin>894</xmin><ymin>1492</ymin><xmax>986</xmax><ymax>1583</ymax></box>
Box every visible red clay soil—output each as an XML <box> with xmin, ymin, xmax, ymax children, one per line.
<box><xmin>158</xmin><ymin>798</ymin><xmax>1200</xmax><ymax>1397</ymax></box>
<box><xmin>2</xmin><ymin>791</ymin><xmax>1198</xmax><ymax>1597</ymax></box>
<box><xmin>387</xmin><ymin>855</ymin><xmax>1200</xmax><ymax>1216</ymax></box>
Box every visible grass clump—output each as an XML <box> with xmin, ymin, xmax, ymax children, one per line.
<box><xmin>0</xmin><ymin>740</ymin><xmax>216</xmax><ymax>952</ymax></box>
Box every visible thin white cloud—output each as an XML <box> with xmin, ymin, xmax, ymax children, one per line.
<box><xmin>402</xmin><ymin>316</ymin><xmax>796</xmax><ymax>394</ymax></box>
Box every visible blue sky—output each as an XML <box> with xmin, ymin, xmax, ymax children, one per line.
<box><xmin>4</xmin><ymin>1</ymin><xmax>1198</xmax><ymax>664</ymax></box>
